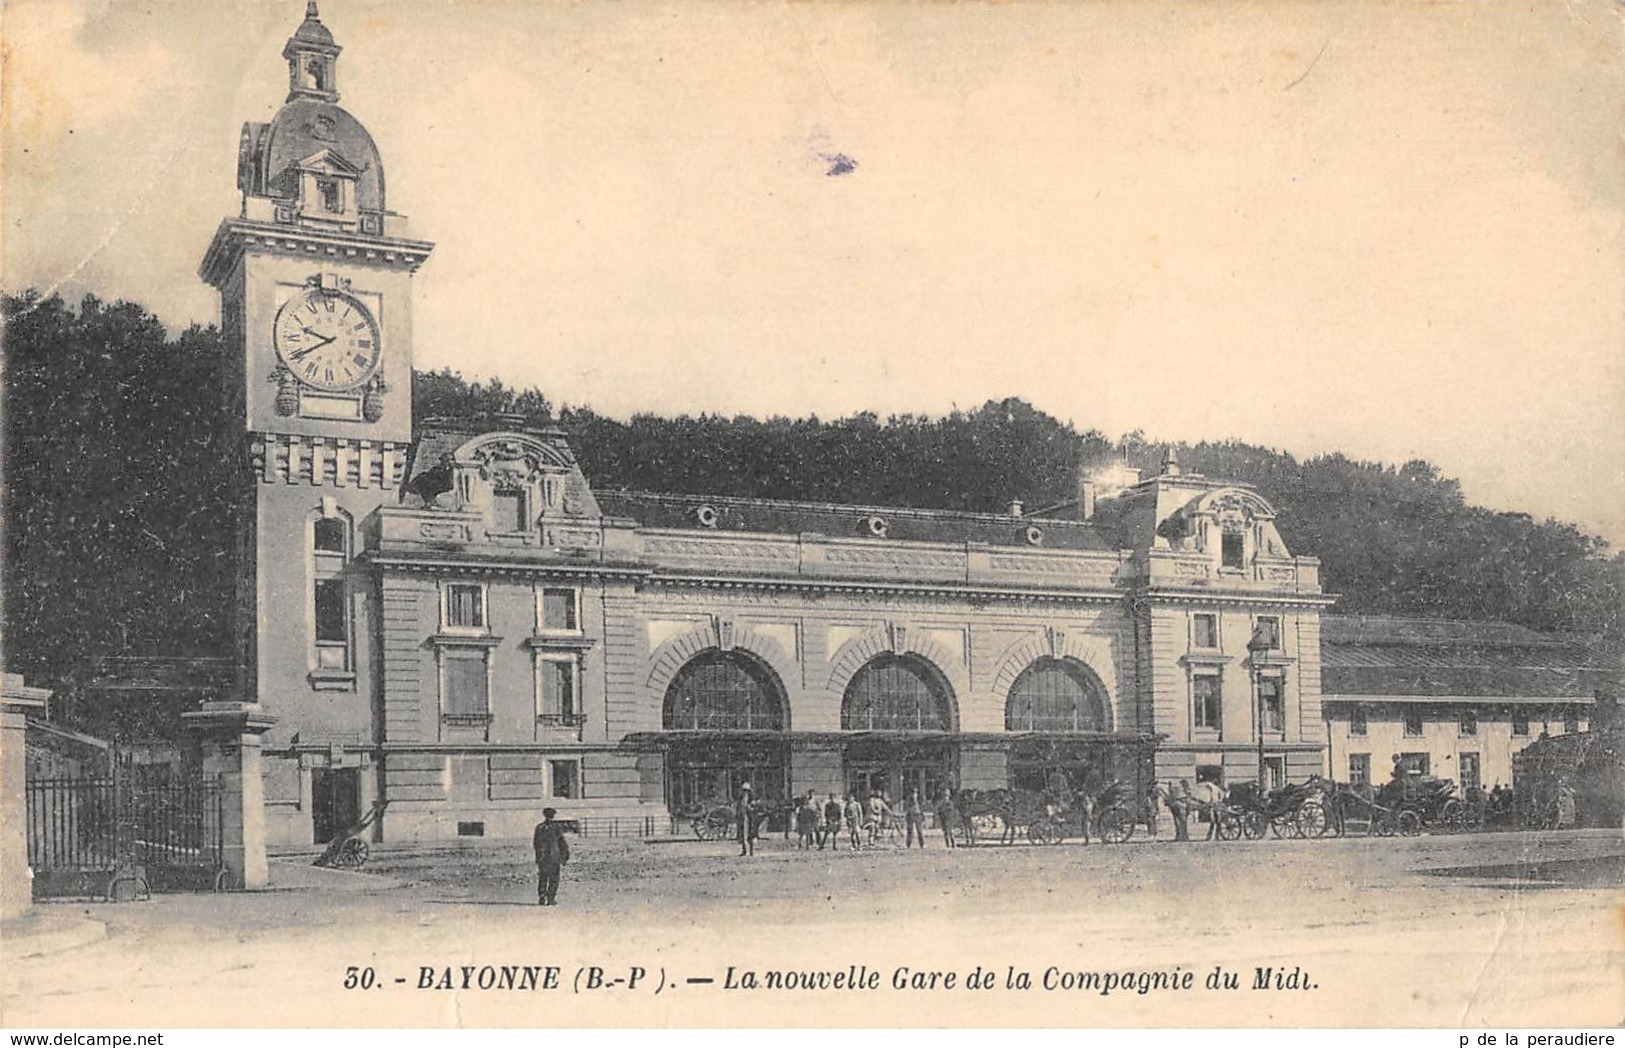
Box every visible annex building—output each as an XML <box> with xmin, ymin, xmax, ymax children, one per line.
<box><xmin>192</xmin><ymin>6</ymin><xmax>1608</xmax><ymax>846</ymax></box>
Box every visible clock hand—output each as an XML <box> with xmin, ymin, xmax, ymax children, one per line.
<box><xmin>289</xmin><ymin>334</ymin><xmax>338</xmax><ymax>360</ymax></box>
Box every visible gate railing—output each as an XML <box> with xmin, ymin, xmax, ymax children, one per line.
<box><xmin>26</xmin><ymin>776</ymin><xmax>226</xmax><ymax>897</ymax></box>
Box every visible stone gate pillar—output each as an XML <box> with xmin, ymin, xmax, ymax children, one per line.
<box><xmin>182</xmin><ymin>702</ymin><xmax>276</xmax><ymax>890</ymax></box>
<box><xmin>2</xmin><ymin>673</ymin><xmax>52</xmax><ymax>920</ymax></box>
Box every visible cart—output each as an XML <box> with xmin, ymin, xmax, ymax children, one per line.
<box><xmin>313</xmin><ymin>799</ymin><xmax>389</xmax><ymax>869</ymax></box>
<box><xmin>1024</xmin><ymin>781</ymin><xmax>1137</xmax><ymax>846</ymax></box>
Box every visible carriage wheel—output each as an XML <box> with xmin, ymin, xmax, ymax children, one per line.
<box><xmin>1027</xmin><ymin>821</ymin><xmax>1055</xmax><ymax>846</ymax></box>
<box><xmin>1216</xmin><ymin>811</ymin><xmax>1243</xmax><ymax>841</ymax></box>
<box><xmin>970</xmin><ymin>813</ymin><xmax>1005</xmax><ymax>846</ymax></box>
<box><xmin>1098</xmin><ymin>808</ymin><xmax>1134</xmax><ymax>844</ymax></box>
<box><xmin>339</xmin><ymin>839</ymin><xmax>369</xmax><ymax>868</ymax></box>
<box><xmin>1438</xmin><ymin>800</ymin><xmax>1463</xmax><ymax>834</ymax></box>
<box><xmin>1241</xmin><ymin>812</ymin><xmax>1268</xmax><ymax>840</ymax></box>
<box><xmin>1270</xmin><ymin>814</ymin><xmax>1297</xmax><ymax>839</ymax></box>
<box><xmin>704</xmin><ymin>811</ymin><xmax>734</xmax><ymax>841</ymax></box>
<box><xmin>1374</xmin><ymin>811</ymin><xmax>1397</xmax><ymax>837</ymax></box>
<box><xmin>1398</xmin><ymin>810</ymin><xmax>1422</xmax><ymax>837</ymax></box>
<box><xmin>1296</xmin><ymin>802</ymin><xmax>1329</xmax><ymax>839</ymax></box>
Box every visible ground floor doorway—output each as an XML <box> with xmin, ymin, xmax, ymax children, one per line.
<box><xmin>1008</xmin><ymin>737</ymin><xmax>1151</xmax><ymax>801</ymax></box>
<box><xmin>312</xmin><ymin>767</ymin><xmax>361</xmax><ymax>845</ymax></box>
<box><xmin>665</xmin><ymin>737</ymin><xmax>789</xmax><ymax>812</ymax></box>
<box><xmin>842</xmin><ymin>738</ymin><xmax>956</xmax><ymax>803</ymax></box>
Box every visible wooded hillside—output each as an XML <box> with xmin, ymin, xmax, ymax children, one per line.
<box><xmin>6</xmin><ymin>292</ymin><xmax>1619</xmax><ymax>687</ymax></box>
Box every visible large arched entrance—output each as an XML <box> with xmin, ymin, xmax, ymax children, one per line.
<box><xmin>840</xmin><ymin>654</ymin><xmax>957</xmax><ymax>802</ymax></box>
<box><xmin>1004</xmin><ymin>658</ymin><xmax>1120</xmax><ymax>794</ymax></box>
<box><xmin>662</xmin><ymin>650</ymin><xmax>789</xmax><ymax>811</ymax></box>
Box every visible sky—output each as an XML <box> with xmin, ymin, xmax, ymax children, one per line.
<box><xmin>4</xmin><ymin>0</ymin><xmax>1623</xmax><ymax>546</ymax></box>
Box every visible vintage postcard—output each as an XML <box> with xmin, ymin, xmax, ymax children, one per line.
<box><xmin>2</xmin><ymin>0</ymin><xmax>1621</xmax><ymax>1031</ymax></box>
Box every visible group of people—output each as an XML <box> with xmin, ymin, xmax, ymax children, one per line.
<box><xmin>734</xmin><ymin>783</ymin><xmax>960</xmax><ymax>855</ymax></box>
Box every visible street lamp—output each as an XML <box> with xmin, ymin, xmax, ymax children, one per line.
<box><xmin>1248</xmin><ymin>623</ymin><xmax>1273</xmax><ymax>791</ymax></box>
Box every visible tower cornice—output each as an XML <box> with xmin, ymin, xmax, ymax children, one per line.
<box><xmin>200</xmin><ymin>218</ymin><xmax>434</xmax><ymax>289</ymax></box>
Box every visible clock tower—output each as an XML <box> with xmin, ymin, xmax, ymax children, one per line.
<box><xmin>200</xmin><ymin>2</ymin><xmax>432</xmax><ymax>808</ymax></box>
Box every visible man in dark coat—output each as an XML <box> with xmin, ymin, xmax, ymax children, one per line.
<box><xmin>736</xmin><ymin>783</ymin><xmax>758</xmax><ymax>856</ymax></box>
<box><xmin>533</xmin><ymin>807</ymin><xmax>570</xmax><ymax>905</ymax></box>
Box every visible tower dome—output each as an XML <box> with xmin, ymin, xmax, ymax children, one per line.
<box><xmin>236</xmin><ymin>2</ymin><xmax>386</xmax><ymax>226</ymax></box>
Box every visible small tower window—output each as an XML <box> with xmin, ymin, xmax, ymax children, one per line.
<box><xmin>313</xmin><ymin>517</ymin><xmax>347</xmax><ymax>554</ymax></box>
<box><xmin>307</xmin><ymin>57</ymin><xmax>327</xmax><ymax>92</ymax></box>
<box><xmin>491</xmin><ymin>490</ymin><xmax>528</xmax><ymax>533</ymax></box>
<box><xmin>1221</xmin><ymin>531</ymin><xmax>1245</xmax><ymax>569</ymax></box>
<box><xmin>318</xmin><ymin>179</ymin><xmax>342</xmax><ymax>213</ymax></box>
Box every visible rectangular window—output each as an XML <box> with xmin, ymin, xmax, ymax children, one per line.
<box><xmin>1458</xmin><ymin>752</ymin><xmax>1481</xmax><ymax>792</ymax></box>
<box><xmin>1254</xmin><ymin>616</ymin><xmax>1281</xmax><ymax>650</ymax></box>
<box><xmin>549</xmin><ymin>760</ymin><xmax>580</xmax><ymax>799</ymax></box>
<box><xmin>491</xmin><ymin>490</ymin><xmax>527</xmax><ymax>532</ymax></box>
<box><xmin>443</xmin><ymin>583</ymin><xmax>486</xmax><ymax>632</ymax></box>
<box><xmin>1192</xmin><ymin>614</ymin><xmax>1218</xmax><ymax>650</ymax></box>
<box><xmin>313</xmin><ymin>577</ymin><xmax>348</xmax><ymax>671</ymax></box>
<box><xmin>538</xmin><ymin>657</ymin><xmax>578</xmax><ymax>722</ymax></box>
<box><xmin>313</xmin><ymin>517</ymin><xmax>347</xmax><ymax>554</ymax></box>
<box><xmin>1399</xmin><ymin>752</ymin><xmax>1431</xmax><ymax>777</ymax></box>
<box><xmin>1403</xmin><ymin>710</ymin><xmax>1424</xmax><ymax>737</ymax></box>
<box><xmin>319</xmin><ymin>179</ymin><xmax>342</xmax><ymax>213</ymax></box>
<box><xmin>1192</xmin><ymin>675</ymin><xmax>1222</xmax><ymax>732</ymax></box>
<box><xmin>1221</xmin><ymin>532</ymin><xmax>1245</xmax><ymax>569</ymax></box>
<box><xmin>1264</xmin><ymin>756</ymin><xmax>1286</xmax><ymax>791</ymax></box>
<box><xmin>1349</xmin><ymin>705</ymin><xmax>1368</xmax><ymax>736</ymax></box>
<box><xmin>314</xmin><ymin>578</ymin><xmax>346</xmax><ymax>643</ymax></box>
<box><xmin>540</xmin><ymin>587</ymin><xmax>580</xmax><ymax>633</ymax></box>
<box><xmin>1258</xmin><ymin>676</ymin><xmax>1284</xmax><ymax>734</ymax></box>
<box><xmin>1512</xmin><ymin>711</ymin><xmax>1530</xmax><ymax>736</ymax></box>
<box><xmin>441</xmin><ymin>652</ymin><xmax>489</xmax><ymax>720</ymax></box>
<box><xmin>1458</xmin><ymin>709</ymin><xmax>1478</xmax><ymax>737</ymax></box>
<box><xmin>1348</xmin><ymin>753</ymin><xmax>1370</xmax><ymax>786</ymax></box>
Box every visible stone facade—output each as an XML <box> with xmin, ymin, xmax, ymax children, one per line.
<box><xmin>201</xmin><ymin>7</ymin><xmax>1342</xmax><ymax>845</ymax></box>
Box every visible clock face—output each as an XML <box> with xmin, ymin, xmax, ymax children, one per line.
<box><xmin>274</xmin><ymin>289</ymin><xmax>381</xmax><ymax>392</ymax></box>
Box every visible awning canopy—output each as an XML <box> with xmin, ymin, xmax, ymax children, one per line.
<box><xmin>617</xmin><ymin>730</ymin><xmax>1163</xmax><ymax>751</ymax></box>
<box><xmin>1323</xmin><ymin>693</ymin><xmax>1594</xmax><ymax>706</ymax></box>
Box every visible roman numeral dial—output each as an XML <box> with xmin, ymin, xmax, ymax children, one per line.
<box><xmin>273</xmin><ymin>288</ymin><xmax>382</xmax><ymax>392</ymax></box>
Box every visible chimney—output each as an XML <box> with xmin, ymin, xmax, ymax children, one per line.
<box><xmin>1079</xmin><ymin>481</ymin><xmax>1096</xmax><ymax>522</ymax></box>
<box><xmin>1161</xmin><ymin>447</ymin><xmax>1181</xmax><ymax>476</ymax></box>
<box><xmin>1007</xmin><ymin>499</ymin><xmax>1024</xmax><ymax>518</ymax></box>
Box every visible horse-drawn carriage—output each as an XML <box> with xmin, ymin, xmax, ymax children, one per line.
<box><xmin>1209</xmin><ymin>781</ymin><xmax>1328</xmax><ymax>840</ymax></box>
<box><xmin>956</xmin><ymin>781</ymin><xmax>1138</xmax><ymax>846</ymax></box>
<box><xmin>1303</xmin><ymin>774</ymin><xmax>1463</xmax><ymax>836</ymax></box>
<box><xmin>677</xmin><ymin>796</ymin><xmax>804</xmax><ymax>840</ymax></box>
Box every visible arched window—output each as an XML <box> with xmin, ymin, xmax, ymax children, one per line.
<box><xmin>842</xmin><ymin>655</ymin><xmax>954</xmax><ymax>731</ymax></box>
<box><xmin>1005</xmin><ymin>658</ymin><xmax>1109</xmax><ymax>732</ymax></box>
<box><xmin>663</xmin><ymin>651</ymin><xmax>786</xmax><ymax>732</ymax></box>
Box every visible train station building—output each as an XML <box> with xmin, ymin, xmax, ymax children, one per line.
<box><xmin>199</xmin><ymin>5</ymin><xmax>1338</xmax><ymax>845</ymax></box>
<box><xmin>186</xmin><ymin>5</ymin><xmax>1608</xmax><ymax>846</ymax></box>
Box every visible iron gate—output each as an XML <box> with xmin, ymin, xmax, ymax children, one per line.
<box><xmin>25</xmin><ymin>776</ymin><xmax>226</xmax><ymax>899</ymax></box>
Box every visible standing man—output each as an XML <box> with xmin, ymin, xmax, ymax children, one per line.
<box><xmin>844</xmin><ymin>793</ymin><xmax>865</xmax><ymax>850</ymax></box>
<box><xmin>532</xmin><ymin>807</ymin><xmax>570</xmax><ymax>906</ymax></box>
<box><xmin>1192</xmin><ymin>775</ymin><xmax>1225</xmax><ymax>841</ymax></box>
<box><xmin>935</xmin><ymin>790</ymin><xmax>959</xmax><ymax>849</ymax></box>
<box><xmin>736</xmin><ymin>782</ymin><xmax>757</xmax><ymax>857</ymax></box>
<box><xmin>822</xmin><ymin>794</ymin><xmax>845</xmax><ymax>851</ymax></box>
<box><xmin>904</xmin><ymin>789</ymin><xmax>927</xmax><ymax>848</ymax></box>
<box><xmin>1169</xmin><ymin>781</ymin><xmax>1192</xmax><ymax>842</ymax></box>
